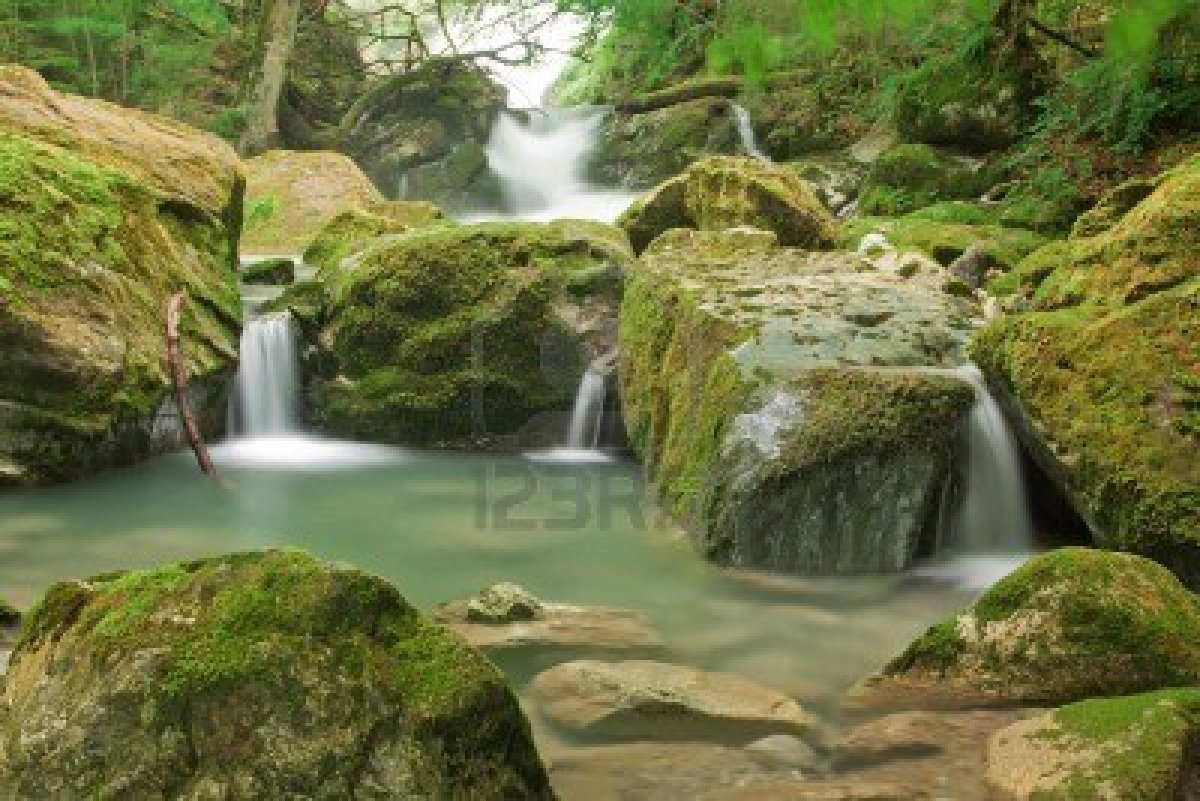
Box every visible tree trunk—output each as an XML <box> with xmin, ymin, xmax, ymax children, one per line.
<box><xmin>166</xmin><ymin>293</ymin><xmax>219</xmax><ymax>479</ymax></box>
<box><xmin>239</xmin><ymin>0</ymin><xmax>303</xmax><ymax>156</ymax></box>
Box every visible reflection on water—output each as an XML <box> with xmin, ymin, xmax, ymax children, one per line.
<box><xmin>0</xmin><ymin>446</ymin><xmax>1014</xmax><ymax>708</ymax></box>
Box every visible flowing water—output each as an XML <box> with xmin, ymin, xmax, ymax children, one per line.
<box><xmin>566</xmin><ymin>369</ymin><xmax>607</xmax><ymax>449</ymax></box>
<box><xmin>730</xmin><ymin>102</ymin><xmax>769</xmax><ymax>161</ymax></box>
<box><xmin>229</xmin><ymin>314</ymin><xmax>300</xmax><ymax>436</ymax></box>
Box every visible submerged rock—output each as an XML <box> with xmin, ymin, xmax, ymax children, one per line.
<box><xmin>853</xmin><ymin>549</ymin><xmax>1200</xmax><ymax>710</ymax></box>
<box><xmin>971</xmin><ymin>156</ymin><xmax>1200</xmax><ymax>586</ymax></box>
<box><xmin>985</xmin><ymin>689</ymin><xmax>1200</xmax><ymax>800</ymax></box>
<box><xmin>315</xmin><ymin>221</ymin><xmax>631</xmax><ymax>447</ymax></box>
<box><xmin>0</xmin><ymin>550</ymin><xmax>553</xmax><ymax>799</ymax></box>
<box><xmin>0</xmin><ymin>66</ymin><xmax>240</xmax><ymax>486</ymax></box>
<box><xmin>532</xmin><ymin>659</ymin><xmax>820</xmax><ymax>744</ymax></box>
<box><xmin>620</xmin><ymin>228</ymin><xmax>978</xmax><ymax>574</ymax></box>
<box><xmin>241</xmin><ymin>149</ymin><xmax>384</xmax><ymax>254</ymax></box>
<box><xmin>618</xmin><ymin>156</ymin><xmax>839</xmax><ymax>253</ymax></box>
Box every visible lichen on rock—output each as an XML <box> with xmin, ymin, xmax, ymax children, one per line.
<box><xmin>0</xmin><ymin>550</ymin><xmax>554</xmax><ymax>799</ymax></box>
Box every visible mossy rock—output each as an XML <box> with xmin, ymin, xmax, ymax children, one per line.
<box><xmin>304</xmin><ymin>201</ymin><xmax>447</xmax><ymax>278</ymax></box>
<box><xmin>890</xmin><ymin>54</ymin><xmax>1024</xmax><ymax>153</ymax></box>
<box><xmin>619</xmin><ymin>156</ymin><xmax>839</xmax><ymax>253</ymax></box>
<box><xmin>240</xmin><ymin>257</ymin><xmax>296</xmax><ymax>286</ymax></box>
<box><xmin>319</xmin><ymin>221</ymin><xmax>632</xmax><ymax>447</ymax></box>
<box><xmin>841</xmin><ymin>215</ymin><xmax>1047</xmax><ymax>273</ymax></box>
<box><xmin>0</xmin><ymin>69</ymin><xmax>241</xmax><ymax>486</ymax></box>
<box><xmin>242</xmin><ymin>149</ymin><xmax>383</xmax><ymax>255</ymax></box>
<box><xmin>621</xmin><ymin>228</ymin><xmax>979</xmax><ymax>575</ymax></box>
<box><xmin>740</xmin><ymin>69</ymin><xmax>876</xmax><ymax>161</ymax></box>
<box><xmin>881</xmin><ymin>548</ymin><xmax>1200</xmax><ymax>706</ymax></box>
<box><xmin>857</xmin><ymin>144</ymin><xmax>992</xmax><ymax>217</ymax></box>
<box><xmin>985</xmin><ymin>688</ymin><xmax>1200</xmax><ymax>799</ymax></box>
<box><xmin>971</xmin><ymin>156</ymin><xmax>1200</xmax><ymax>585</ymax></box>
<box><xmin>0</xmin><ymin>550</ymin><xmax>553</xmax><ymax>798</ymax></box>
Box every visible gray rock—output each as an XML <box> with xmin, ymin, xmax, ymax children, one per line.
<box><xmin>950</xmin><ymin>243</ymin><xmax>1001</xmax><ymax>289</ymax></box>
<box><xmin>465</xmin><ymin>582</ymin><xmax>544</xmax><ymax>623</ymax></box>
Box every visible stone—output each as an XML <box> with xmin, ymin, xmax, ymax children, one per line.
<box><xmin>532</xmin><ymin>659</ymin><xmax>820</xmax><ymax>744</ymax></box>
<box><xmin>0</xmin><ymin>66</ymin><xmax>240</xmax><ymax>486</ymax></box>
<box><xmin>241</xmin><ymin>149</ymin><xmax>383</xmax><ymax>254</ymax></box>
<box><xmin>465</xmin><ymin>582</ymin><xmax>544</xmax><ymax>623</ymax></box>
<box><xmin>618</xmin><ymin>155</ymin><xmax>839</xmax><ymax>253</ymax></box>
<box><xmin>745</xmin><ymin>734</ymin><xmax>822</xmax><ymax>771</ymax></box>
<box><xmin>788</xmin><ymin>153</ymin><xmax>869</xmax><ymax>214</ymax></box>
<box><xmin>971</xmin><ymin>156</ymin><xmax>1200</xmax><ymax>586</ymax></box>
<box><xmin>857</xmin><ymin>144</ymin><xmax>991</xmax><ymax>217</ymax></box>
<box><xmin>303</xmin><ymin>201</ymin><xmax>446</xmax><ymax>278</ymax></box>
<box><xmin>985</xmin><ymin>689</ymin><xmax>1200</xmax><ymax>800</ymax></box>
<box><xmin>853</xmin><ymin>548</ymin><xmax>1200</xmax><ymax>710</ymax></box>
<box><xmin>949</xmin><ymin>243</ymin><xmax>1001</xmax><ymax>289</ymax></box>
<box><xmin>841</xmin><ymin>214</ymin><xmax>1046</xmax><ymax>274</ymax></box>
<box><xmin>890</xmin><ymin>56</ymin><xmax>1023</xmax><ymax>153</ymax></box>
<box><xmin>240</xmin><ymin>256</ymin><xmax>296</xmax><ymax>286</ymax></box>
<box><xmin>620</xmin><ymin>228</ymin><xmax>979</xmax><ymax>575</ymax></box>
<box><xmin>833</xmin><ymin>711</ymin><xmax>984</xmax><ymax>768</ymax></box>
<box><xmin>0</xmin><ymin>550</ymin><xmax>553</xmax><ymax>798</ymax></box>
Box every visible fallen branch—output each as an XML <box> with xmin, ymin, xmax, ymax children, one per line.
<box><xmin>166</xmin><ymin>292</ymin><xmax>219</xmax><ymax>479</ymax></box>
<box><xmin>615</xmin><ymin>76</ymin><xmax>745</xmax><ymax>114</ymax></box>
<box><xmin>1029</xmin><ymin>17</ymin><xmax>1099</xmax><ymax>58</ymax></box>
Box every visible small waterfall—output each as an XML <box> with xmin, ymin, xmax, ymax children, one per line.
<box><xmin>730</xmin><ymin>103</ymin><xmax>769</xmax><ymax>161</ymax></box>
<box><xmin>566</xmin><ymin>369</ymin><xmax>607</xmax><ymax>449</ymax></box>
<box><xmin>950</xmin><ymin>364</ymin><xmax>1035</xmax><ymax>552</ymax></box>
<box><xmin>231</xmin><ymin>314</ymin><xmax>299</xmax><ymax>436</ymax></box>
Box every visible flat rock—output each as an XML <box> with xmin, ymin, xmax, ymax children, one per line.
<box><xmin>531</xmin><ymin>659</ymin><xmax>820</xmax><ymax>743</ymax></box>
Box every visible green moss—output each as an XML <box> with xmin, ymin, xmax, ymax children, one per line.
<box><xmin>842</xmin><ymin>215</ymin><xmax>1047</xmax><ymax>271</ymax></box>
<box><xmin>305</xmin><ymin>203</ymin><xmax>446</xmax><ymax>278</ymax></box>
<box><xmin>858</xmin><ymin>144</ymin><xmax>990</xmax><ymax>216</ymax></box>
<box><xmin>240</xmin><ymin>257</ymin><xmax>294</xmax><ymax>285</ymax></box>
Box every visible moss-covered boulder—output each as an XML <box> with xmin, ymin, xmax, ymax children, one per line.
<box><xmin>304</xmin><ymin>201</ymin><xmax>446</xmax><ymax>278</ymax></box>
<box><xmin>316</xmin><ymin>221</ymin><xmax>632</xmax><ymax>447</ymax></box>
<box><xmin>985</xmin><ymin>689</ymin><xmax>1200</xmax><ymax>799</ymax></box>
<box><xmin>338</xmin><ymin>58</ymin><xmax>505</xmax><ymax>203</ymax></box>
<box><xmin>0</xmin><ymin>66</ymin><xmax>241</xmax><ymax>486</ymax></box>
<box><xmin>619</xmin><ymin>156</ymin><xmax>839</xmax><ymax>253</ymax></box>
<box><xmin>858</xmin><ymin>144</ymin><xmax>992</xmax><ymax>216</ymax></box>
<box><xmin>589</xmin><ymin>98</ymin><xmax>740</xmax><ymax>189</ymax></box>
<box><xmin>970</xmin><ymin>157</ymin><xmax>1200</xmax><ymax>585</ymax></box>
<box><xmin>890</xmin><ymin>56</ymin><xmax>1023</xmax><ymax>153</ymax></box>
<box><xmin>0</xmin><ymin>550</ymin><xmax>553</xmax><ymax>798</ymax></box>
<box><xmin>739</xmin><ymin>69</ymin><xmax>874</xmax><ymax>161</ymax></box>
<box><xmin>241</xmin><ymin>149</ymin><xmax>384</xmax><ymax>254</ymax></box>
<box><xmin>862</xmin><ymin>549</ymin><xmax>1200</xmax><ymax>709</ymax></box>
<box><xmin>620</xmin><ymin>228</ymin><xmax>979</xmax><ymax>574</ymax></box>
<box><xmin>841</xmin><ymin>214</ymin><xmax>1047</xmax><ymax>273</ymax></box>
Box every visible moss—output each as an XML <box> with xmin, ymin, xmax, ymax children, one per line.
<box><xmin>858</xmin><ymin>144</ymin><xmax>991</xmax><ymax>216</ymax></box>
<box><xmin>842</xmin><ymin>215</ymin><xmax>1047</xmax><ymax>271</ymax></box>
<box><xmin>240</xmin><ymin>257</ymin><xmax>294</xmax><ymax>285</ymax></box>
<box><xmin>304</xmin><ymin>202</ymin><xmax>445</xmax><ymax>278</ymax></box>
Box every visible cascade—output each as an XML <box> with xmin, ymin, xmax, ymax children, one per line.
<box><xmin>950</xmin><ymin>364</ymin><xmax>1036</xmax><ymax>552</ymax></box>
<box><xmin>566</xmin><ymin>369</ymin><xmax>607</xmax><ymax>449</ymax></box>
<box><xmin>730</xmin><ymin>103</ymin><xmax>769</xmax><ymax>161</ymax></box>
<box><xmin>230</xmin><ymin>313</ymin><xmax>299</xmax><ymax>436</ymax></box>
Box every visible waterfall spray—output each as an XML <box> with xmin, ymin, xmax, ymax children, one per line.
<box><xmin>231</xmin><ymin>313</ymin><xmax>299</xmax><ymax>436</ymax></box>
<box><xmin>567</xmin><ymin>369</ymin><xmax>607</xmax><ymax>449</ymax></box>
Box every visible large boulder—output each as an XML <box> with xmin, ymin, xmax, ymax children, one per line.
<box><xmin>970</xmin><ymin>156</ymin><xmax>1200</xmax><ymax>586</ymax></box>
<box><xmin>0</xmin><ymin>66</ymin><xmax>241</xmax><ymax>486</ymax></box>
<box><xmin>890</xmin><ymin>56</ymin><xmax>1024</xmax><ymax>153</ymax></box>
<box><xmin>0</xmin><ymin>550</ymin><xmax>553</xmax><ymax>798</ymax></box>
<box><xmin>857</xmin><ymin>144</ymin><xmax>992</xmax><ymax>217</ymax></box>
<box><xmin>619</xmin><ymin>156</ymin><xmax>839</xmax><ymax>253</ymax></box>
<box><xmin>314</xmin><ymin>221</ymin><xmax>632</xmax><ymax>447</ymax></box>
<box><xmin>338</xmin><ymin>58</ymin><xmax>505</xmax><ymax>204</ymax></box>
<box><xmin>241</xmin><ymin>149</ymin><xmax>384</xmax><ymax>254</ymax></box>
<box><xmin>985</xmin><ymin>689</ymin><xmax>1200</xmax><ymax>800</ymax></box>
<box><xmin>589</xmin><ymin>98</ymin><xmax>740</xmax><ymax>189</ymax></box>
<box><xmin>620</xmin><ymin>228</ymin><xmax>979</xmax><ymax>575</ymax></box>
<box><xmin>855</xmin><ymin>548</ymin><xmax>1200</xmax><ymax>710</ymax></box>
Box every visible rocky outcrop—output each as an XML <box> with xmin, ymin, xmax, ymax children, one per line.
<box><xmin>985</xmin><ymin>689</ymin><xmax>1200</xmax><ymax>800</ymax></box>
<box><xmin>338</xmin><ymin>58</ymin><xmax>505</xmax><ymax>204</ymax></box>
<box><xmin>0</xmin><ymin>550</ymin><xmax>553</xmax><ymax>798</ymax></box>
<box><xmin>589</xmin><ymin>99</ymin><xmax>740</xmax><ymax>189</ymax></box>
<box><xmin>313</xmin><ymin>221</ymin><xmax>632</xmax><ymax>448</ymax></box>
<box><xmin>620</xmin><ymin>228</ymin><xmax>979</xmax><ymax>574</ymax></box>
<box><xmin>0</xmin><ymin>66</ymin><xmax>241</xmax><ymax>486</ymax></box>
<box><xmin>619</xmin><ymin>156</ymin><xmax>839</xmax><ymax>253</ymax></box>
<box><xmin>532</xmin><ymin>659</ymin><xmax>820</xmax><ymax>744</ymax></box>
<box><xmin>241</xmin><ymin>149</ymin><xmax>384</xmax><ymax>254</ymax></box>
<box><xmin>304</xmin><ymin>201</ymin><xmax>446</xmax><ymax>278</ymax></box>
<box><xmin>853</xmin><ymin>549</ymin><xmax>1200</xmax><ymax>710</ymax></box>
<box><xmin>971</xmin><ymin>156</ymin><xmax>1200</xmax><ymax>586</ymax></box>
<box><xmin>857</xmin><ymin>144</ymin><xmax>992</xmax><ymax>216</ymax></box>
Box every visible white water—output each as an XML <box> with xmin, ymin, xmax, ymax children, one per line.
<box><xmin>464</xmin><ymin>108</ymin><xmax>638</xmax><ymax>223</ymax></box>
<box><xmin>567</xmin><ymin>369</ymin><xmax>607</xmax><ymax>449</ymax></box>
<box><xmin>950</xmin><ymin>364</ymin><xmax>1036</xmax><ymax>552</ymax></box>
<box><xmin>730</xmin><ymin>103</ymin><xmax>769</xmax><ymax>161</ymax></box>
<box><xmin>231</xmin><ymin>315</ymin><xmax>299</xmax><ymax>436</ymax></box>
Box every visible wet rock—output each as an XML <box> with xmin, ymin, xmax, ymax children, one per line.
<box><xmin>618</xmin><ymin>155</ymin><xmax>839</xmax><ymax>253</ymax></box>
<box><xmin>466</xmin><ymin>582</ymin><xmax>543</xmax><ymax>623</ymax></box>
<box><xmin>971</xmin><ymin>156</ymin><xmax>1200</xmax><ymax>586</ymax></box>
<box><xmin>620</xmin><ymin>228</ymin><xmax>978</xmax><ymax>575</ymax></box>
<box><xmin>985</xmin><ymin>689</ymin><xmax>1200</xmax><ymax>800</ymax></box>
<box><xmin>532</xmin><ymin>659</ymin><xmax>820</xmax><ymax>744</ymax></box>
<box><xmin>0</xmin><ymin>550</ymin><xmax>553</xmax><ymax>798</ymax></box>
<box><xmin>0</xmin><ymin>66</ymin><xmax>240</xmax><ymax>486</ymax></box>
<box><xmin>852</xmin><ymin>549</ymin><xmax>1200</xmax><ymax>710</ymax></box>
<box><xmin>833</xmin><ymin>711</ymin><xmax>989</xmax><ymax>768</ymax></box>
<box><xmin>788</xmin><ymin>153</ymin><xmax>869</xmax><ymax>214</ymax></box>
<box><xmin>745</xmin><ymin>734</ymin><xmax>822</xmax><ymax>771</ymax></box>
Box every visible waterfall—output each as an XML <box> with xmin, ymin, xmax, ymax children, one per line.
<box><xmin>730</xmin><ymin>103</ymin><xmax>769</xmax><ymax>161</ymax></box>
<box><xmin>566</xmin><ymin>369</ymin><xmax>607</xmax><ymax>449</ymax></box>
<box><xmin>469</xmin><ymin>107</ymin><xmax>636</xmax><ymax>223</ymax></box>
<box><xmin>231</xmin><ymin>314</ymin><xmax>299</xmax><ymax>436</ymax></box>
<box><xmin>950</xmin><ymin>364</ymin><xmax>1035</xmax><ymax>552</ymax></box>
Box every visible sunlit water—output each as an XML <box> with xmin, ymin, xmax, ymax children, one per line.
<box><xmin>0</xmin><ymin>446</ymin><xmax>1014</xmax><ymax>714</ymax></box>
